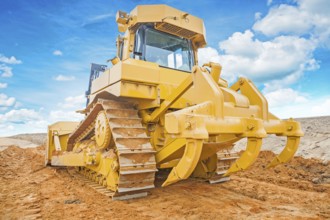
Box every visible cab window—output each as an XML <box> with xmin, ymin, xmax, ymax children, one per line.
<box><xmin>134</xmin><ymin>25</ymin><xmax>194</xmax><ymax>72</ymax></box>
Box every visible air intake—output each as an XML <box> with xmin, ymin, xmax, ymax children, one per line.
<box><xmin>155</xmin><ymin>23</ymin><xmax>197</xmax><ymax>39</ymax></box>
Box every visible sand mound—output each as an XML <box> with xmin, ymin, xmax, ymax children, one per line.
<box><xmin>0</xmin><ymin>137</ymin><xmax>39</xmax><ymax>151</ymax></box>
<box><xmin>8</xmin><ymin>133</ymin><xmax>46</xmax><ymax>145</ymax></box>
<box><xmin>0</xmin><ymin>133</ymin><xmax>46</xmax><ymax>151</ymax></box>
<box><xmin>234</xmin><ymin>116</ymin><xmax>330</xmax><ymax>161</ymax></box>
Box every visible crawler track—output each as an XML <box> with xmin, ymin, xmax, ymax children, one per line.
<box><xmin>67</xmin><ymin>99</ymin><xmax>157</xmax><ymax>199</ymax></box>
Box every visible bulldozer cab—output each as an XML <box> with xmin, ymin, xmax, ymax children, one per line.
<box><xmin>132</xmin><ymin>24</ymin><xmax>195</xmax><ymax>72</ymax></box>
<box><xmin>115</xmin><ymin>5</ymin><xmax>206</xmax><ymax>68</ymax></box>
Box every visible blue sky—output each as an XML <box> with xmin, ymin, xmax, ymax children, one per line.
<box><xmin>0</xmin><ymin>0</ymin><xmax>329</xmax><ymax>136</ymax></box>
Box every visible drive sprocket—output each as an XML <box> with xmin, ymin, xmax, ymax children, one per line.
<box><xmin>95</xmin><ymin>111</ymin><xmax>111</xmax><ymax>149</ymax></box>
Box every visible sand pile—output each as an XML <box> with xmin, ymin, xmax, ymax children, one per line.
<box><xmin>0</xmin><ymin>137</ymin><xmax>39</xmax><ymax>151</ymax></box>
<box><xmin>0</xmin><ymin>133</ymin><xmax>46</xmax><ymax>151</ymax></box>
<box><xmin>234</xmin><ymin>116</ymin><xmax>330</xmax><ymax>162</ymax></box>
<box><xmin>9</xmin><ymin>133</ymin><xmax>46</xmax><ymax>145</ymax></box>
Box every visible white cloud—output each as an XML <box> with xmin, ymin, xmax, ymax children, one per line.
<box><xmin>298</xmin><ymin>0</ymin><xmax>330</xmax><ymax>16</ymax></box>
<box><xmin>255</xmin><ymin>12</ymin><xmax>262</xmax><ymax>20</ymax></box>
<box><xmin>0</xmin><ymin>124</ymin><xmax>14</xmax><ymax>131</ymax></box>
<box><xmin>59</xmin><ymin>94</ymin><xmax>85</xmax><ymax>109</ymax></box>
<box><xmin>220</xmin><ymin>30</ymin><xmax>262</xmax><ymax>58</ymax></box>
<box><xmin>264</xmin><ymin>88</ymin><xmax>308</xmax><ymax>108</ymax></box>
<box><xmin>267</xmin><ymin>0</ymin><xmax>273</xmax><ymax>6</ymax></box>
<box><xmin>0</xmin><ymin>93</ymin><xmax>86</xmax><ymax>136</ymax></box>
<box><xmin>0</xmin><ymin>64</ymin><xmax>13</xmax><ymax>77</ymax></box>
<box><xmin>198</xmin><ymin>47</ymin><xmax>220</xmax><ymax>66</ymax></box>
<box><xmin>311</xmin><ymin>98</ymin><xmax>330</xmax><ymax>116</ymax></box>
<box><xmin>0</xmin><ymin>105</ymin><xmax>84</xmax><ymax>136</ymax></box>
<box><xmin>253</xmin><ymin>0</ymin><xmax>330</xmax><ymax>46</ymax></box>
<box><xmin>14</xmin><ymin>101</ymin><xmax>22</xmax><ymax>108</ymax></box>
<box><xmin>0</xmin><ymin>108</ymin><xmax>47</xmax><ymax>136</ymax></box>
<box><xmin>0</xmin><ymin>108</ymin><xmax>41</xmax><ymax>124</ymax></box>
<box><xmin>90</xmin><ymin>13</ymin><xmax>114</xmax><ymax>22</ymax></box>
<box><xmin>0</xmin><ymin>54</ymin><xmax>22</xmax><ymax>64</ymax></box>
<box><xmin>270</xmin><ymin>96</ymin><xmax>330</xmax><ymax>119</ymax></box>
<box><xmin>53</xmin><ymin>50</ymin><xmax>63</xmax><ymax>56</ymax></box>
<box><xmin>253</xmin><ymin>4</ymin><xmax>312</xmax><ymax>36</ymax></box>
<box><xmin>0</xmin><ymin>53</ymin><xmax>21</xmax><ymax>78</ymax></box>
<box><xmin>198</xmin><ymin>30</ymin><xmax>318</xmax><ymax>85</ymax></box>
<box><xmin>49</xmin><ymin>95</ymin><xmax>85</xmax><ymax>126</ymax></box>
<box><xmin>82</xmin><ymin>13</ymin><xmax>114</xmax><ymax>27</ymax></box>
<box><xmin>49</xmin><ymin>110</ymin><xmax>84</xmax><ymax>122</ymax></box>
<box><xmin>0</xmin><ymin>83</ymin><xmax>7</xmax><ymax>89</ymax></box>
<box><xmin>54</xmin><ymin>74</ymin><xmax>75</xmax><ymax>81</ymax></box>
<box><xmin>0</xmin><ymin>93</ymin><xmax>15</xmax><ymax>107</ymax></box>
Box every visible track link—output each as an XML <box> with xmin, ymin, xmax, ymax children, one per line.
<box><xmin>209</xmin><ymin>150</ymin><xmax>239</xmax><ymax>184</ymax></box>
<box><xmin>68</xmin><ymin>168</ymin><xmax>149</xmax><ymax>200</ymax></box>
<box><xmin>67</xmin><ymin>98</ymin><xmax>157</xmax><ymax>200</ymax></box>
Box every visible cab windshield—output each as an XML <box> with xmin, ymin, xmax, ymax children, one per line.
<box><xmin>134</xmin><ymin>25</ymin><xmax>194</xmax><ymax>72</ymax></box>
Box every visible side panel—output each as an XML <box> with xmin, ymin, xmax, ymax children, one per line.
<box><xmin>91</xmin><ymin>69</ymin><xmax>111</xmax><ymax>95</ymax></box>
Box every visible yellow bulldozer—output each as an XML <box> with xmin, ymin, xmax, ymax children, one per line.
<box><xmin>46</xmin><ymin>4</ymin><xmax>303</xmax><ymax>200</ymax></box>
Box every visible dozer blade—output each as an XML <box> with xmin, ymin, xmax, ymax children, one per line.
<box><xmin>162</xmin><ymin>139</ymin><xmax>203</xmax><ymax>187</ymax></box>
<box><xmin>223</xmin><ymin>137</ymin><xmax>262</xmax><ymax>177</ymax></box>
<box><xmin>267</xmin><ymin>136</ymin><xmax>300</xmax><ymax>168</ymax></box>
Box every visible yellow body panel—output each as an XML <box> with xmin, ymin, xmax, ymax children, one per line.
<box><xmin>51</xmin><ymin>152</ymin><xmax>85</xmax><ymax>166</ymax></box>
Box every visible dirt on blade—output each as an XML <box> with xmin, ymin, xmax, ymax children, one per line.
<box><xmin>0</xmin><ymin>145</ymin><xmax>329</xmax><ymax>220</ymax></box>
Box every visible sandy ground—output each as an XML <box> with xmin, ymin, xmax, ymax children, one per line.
<box><xmin>0</xmin><ymin>146</ymin><xmax>329</xmax><ymax>219</ymax></box>
<box><xmin>0</xmin><ymin>116</ymin><xmax>329</xmax><ymax>219</ymax></box>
